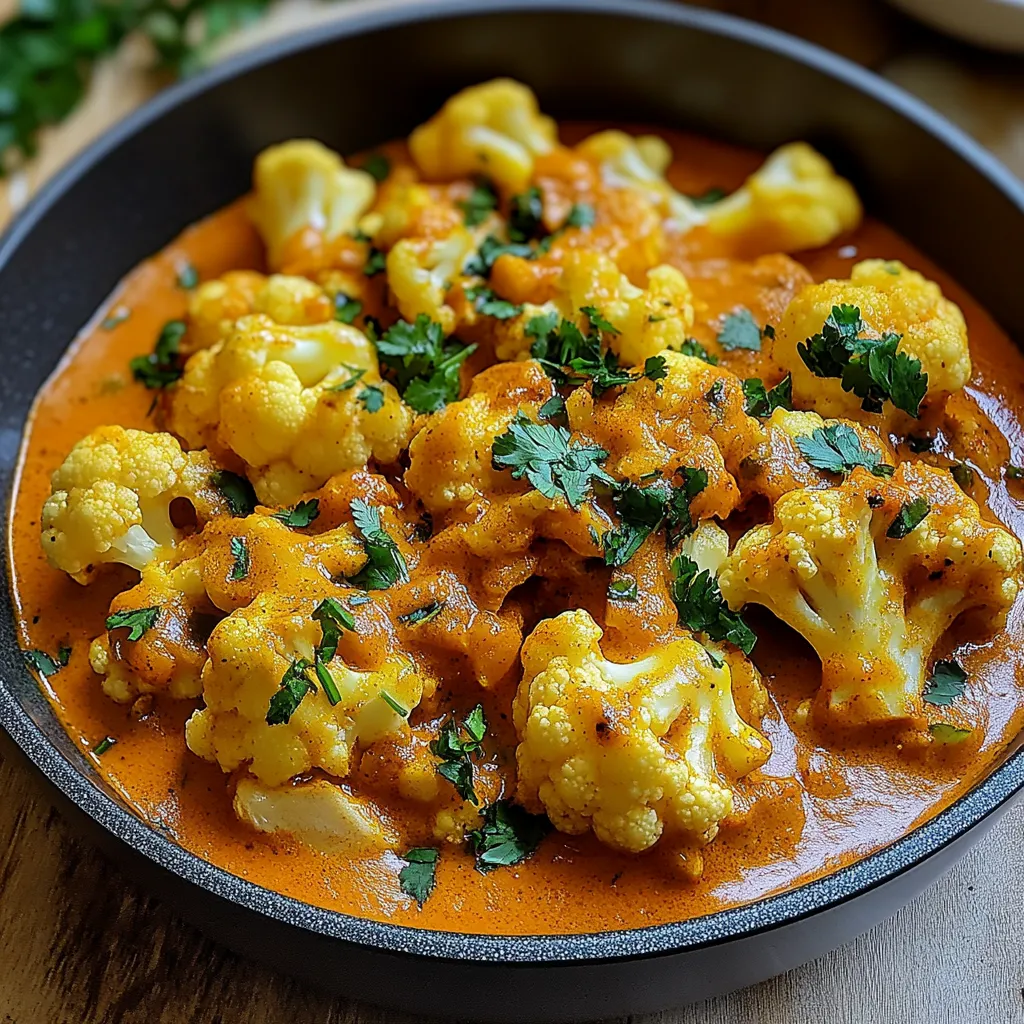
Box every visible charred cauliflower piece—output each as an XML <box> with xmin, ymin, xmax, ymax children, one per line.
<box><xmin>41</xmin><ymin>427</ymin><xmax>227</xmax><ymax>583</ymax></box>
<box><xmin>170</xmin><ymin>314</ymin><xmax>412</xmax><ymax>505</ymax></box>
<box><xmin>248</xmin><ymin>140</ymin><xmax>376</xmax><ymax>269</ymax></box>
<box><xmin>704</xmin><ymin>142</ymin><xmax>861</xmax><ymax>255</ymax></box>
<box><xmin>772</xmin><ymin>259</ymin><xmax>971</xmax><ymax>427</ymax></box>
<box><xmin>514</xmin><ymin>610</ymin><xmax>770</xmax><ymax>855</ymax></box>
<box><xmin>719</xmin><ymin>462</ymin><xmax>1022</xmax><ymax>726</ymax></box>
<box><xmin>409</xmin><ymin>79</ymin><xmax>557</xmax><ymax>193</ymax></box>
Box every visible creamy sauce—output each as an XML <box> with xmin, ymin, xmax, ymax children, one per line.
<box><xmin>7</xmin><ymin>126</ymin><xmax>1024</xmax><ymax>936</ymax></box>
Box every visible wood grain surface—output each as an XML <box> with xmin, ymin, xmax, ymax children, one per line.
<box><xmin>3</xmin><ymin>1</ymin><xmax>1024</xmax><ymax>1021</ymax></box>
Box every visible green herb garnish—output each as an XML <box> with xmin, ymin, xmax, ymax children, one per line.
<box><xmin>717</xmin><ymin>309</ymin><xmax>763</xmax><ymax>352</ymax></box>
<box><xmin>923</xmin><ymin>659</ymin><xmax>967</xmax><ymax>707</ymax></box>
<box><xmin>271</xmin><ymin>499</ymin><xmax>320</xmax><ymax>529</ymax></box>
<box><xmin>467</xmin><ymin>800</ymin><xmax>550</xmax><ymax>873</ymax></box>
<box><xmin>465</xmin><ymin>285</ymin><xmax>523</xmax><ymax>320</ymax></box>
<box><xmin>349</xmin><ymin>499</ymin><xmax>408</xmax><ymax>591</ymax></box>
<box><xmin>363</xmin><ymin>248</ymin><xmax>387</xmax><ymax>276</ymax></box>
<box><xmin>379</xmin><ymin>690</ymin><xmax>410</xmax><ymax>717</ymax></box>
<box><xmin>334</xmin><ymin>294</ymin><xmax>363</xmax><ymax>325</ymax></box>
<box><xmin>361</xmin><ymin>153</ymin><xmax>390</xmax><ymax>182</ymax></box>
<box><xmin>742</xmin><ymin>375</ymin><xmax>792</xmax><ymax>417</ymax></box>
<box><xmin>398</xmin><ymin>601</ymin><xmax>445</xmax><ymax>626</ymax></box>
<box><xmin>463</xmin><ymin>235</ymin><xmax>535</xmax><ymax>277</ymax></box>
<box><xmin>176</xmin><ymin>261</ymin><xmax>198</xmax><ymax>290</ymax></box>
<box><xmin>22</xmin><ymin>648</ymin><xmax>62</xmax><ymax>676</ymax></box>
<box><xmin>357</xmin><ymin>385</ymin><xmax>385</xmax><ymax>413</ymax></box>
<box><xmin>129</xmin><ymin>319</ymin><xmax>186</xmax><ymax>389</ymax></box>
<box><xmin>430</xmin><ymin>704</ymin><xmax>487</xmax><ymax>804</ymax></box>
<box><xmin>670</xmin><ymin>555</ymin><xmax>755</xmax><ymax>654</ymax></box>
<box><xmin>508</xmin><ymin>186</ymin><xmax>544</xmax><ymax>242</ymax></box>
<box><xmin>101</xmin><ymin>307</ymin><xmax>131</xmax><ymax>330</ymax></box>
<box><xmin>228</xmin><ymin>536</ymin><xmax>249</xmax><ymax>581</ymax></box>
<box><xmin>93</xmin><ymin>736</ymin><xmax>117</xmax><ymax>756</ymax></box>
<box><xmin>105</xmin><ymin>606</ymin><xmax>160</xmax><ymax>642</ymax></box>
<box><xmin>312</xmin><ymin>597</ymin><xmax>356</xmax><ymax>662</ymax></box>
<box><xmin>795</xmin><ymin>423</ymin><xmax>894</xmax><ymax>477</ymax></box>
<box><xmin>687</xmin><ymin>186</ymin><xmax>727</xmax><ymax>207</ymax></box>
<box><xmin>608</xmin><ymin>578</ymin><xmax>638</xmax><ymax>602</ymax></box>
<box><xmin>929</xmin><ymin>722</ymin><xmax>972</xmax><ymax>745</ymax></box>
<box><xmin>399</xmin><ymin>847</ymin><xmax>439</xmax><ymax>906</ymax></box>
<box><xmin>678</xmin><ymin>338</ymin><xmax>719</xmax><ymax>365</ymax></box>
<box><xmin>459</xmin><ymin>178</ymin><xmax>498</xmax><ymax>227</ymax></box>
<box><xmin>886</xmin><ymin>497</ymin><xmax>930</xmax><ymax>539</ymax></box>
<box><xmin>266</xmin><ymin>658</ymin><xmax>316</xmax><ymax>725</ymax></box>
<box><xmin>565</xmin><ymin>203</ymin><xmax>595</xmax><ymax>228</ymax></box>
<box><xmin>210</xmin><ymin>470</ymin><xmax>257</xmax><ymax>517</ymax></box>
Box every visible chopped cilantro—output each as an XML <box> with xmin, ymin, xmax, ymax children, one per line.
<box><xmin>363</xmin><ymin>248</ymin><xmax>387</xmax><ymax>276</ymax></box>
<box><xmin>717</xmin><ymin>309</ymin><xmax>763</xmax><ymax>352</ymax></box>
<box><xmin>210</xmin><ymin>470</ymin><xmax>258</xmax><ymax>517</ymax></box>
<box><xmin>228</xmin><ymin>537</ymin><xmax>249</xmax><ymax>582</ymax></box>
<box><xmin>705</xmin><ymin>380</ymin><xmax>725</xmax><ymax>406</ymax></box>
<box><xmin>465</xmin><ymin>285</ymin><xmax>523</xmax><ymax>320</ymax></box>
<box><xmin>463</xmin><ymin>235</ymin><xmax>535</xmax><ymax>277</ymax></box>
<box><xmin>333</xmin><ymin>294</ymin><xmax>363</xmax><ymax>324</ymax></box>
<box><xmin>93</xmin><ymin>736</ymin><xmax>117</xmax><ymax>756</ymax></box>
<box><xmin>678</xmin><ymin>338</ymin><xmax>719</xmax><ymax>365</ymax></box>
<box><xmin>312</xmin><ymin>655</ymin><xmax>342</xmax><ymax>707</ymax></box>
<box><xmin>951</xmin><ymin>463</ymin><xmax>974</xmax><ymax>490</ymax></box>
<box><xmin>581</xmin><ymin>305</ymin><xmax>620</xmax><ymax>336</ymax></box>
<box><xmin>467</xmin><ymin>800</ymin><xmax>550</xmax><ymax>873</ymax></box>
<box><xmin>538</xmin><ymin>395</ymin><xmax>567</xmax><ymax>424</ymax></box>
<box><xmin>399</xmin><ymin>847</ymin><xmax>439</xmax><ymax>906</ymax></box>
<box><xmin>105</xmin><ymin>606</ymin><xmax>160</xmax><ymax>642</ymax></box>
<box><xmin>101</xmin><ymin>307</ymin><xmax>131</xmax><ymax>330</ymax></box>
<box><xmin>742</xmin><ymin>375</ymin><xmax>792</xmax><ymax>417</ymax></box>
<box><xmin>886</xmin><ymin>497</ymin><xmax>931</xmax><ymax>539</ymax></box>
<box><xmin>670</xmin><ymin>555</ymin><xmax>755</xmax><ymax>654</ymax></box>
<box><xmin>22</xmin><ymin>648</ymin><xmax>62</xmax><ymax>677</ymax></box>
<box><xmin>907</xmin><ymin>434</ymin><xmax>934</xmax><ymax>454</ymax></box>
<box><xmin>360</xmin><ymin>153</ymin><xmax>390</xmax><ymax>182</ymax></box>
<box><xmin>608</xmin><ymin>577</ymin><xmax>638</xmax><ymax>602</ymax></box>
<box><xmin>266</xmin><ymin>658</ymin><xmax>316</xmax><ymax>725</ymax></box>
<box><xmin>130</xmin><ymin>319</ymin><xmax>186</xmax><ymax>389</ymax></box>
<box><xmin>58</xmin><ymin>645</ymin><xmax>72</xmax><ymax>667</ymax></box>
<box><xmin>491</xmin><ymin>412</ymin><xmax>612</xmax><ymax>509</ymax></box>
<box><xmin>797</xmin><ymin>304</ymin><xmax>928</xmax><ymax>417</ymax></box>
<box><xmin>357</xmin><ymin>385</ymin><xmax>385</xmax><ymax>412</ymax></box>
<box><xmin>271</xmin><ymin>499</ymin><xmax>320</xmax><ymax>528</ymax></box>
<box><xmin>398</xmin><ymin>601</ymin><xmax>445</xmax><ymax>626</ymax></box>
<box><xmin>327</xmin><ymin>365</ymin><xmax>366</xmax><ymax>392</ymax></box>
<box><xmin>644</xmin><ymin>355</ymin><xmax>668</xmax><ymax>382</ymax></box>
<box><xmin>312</xmin><ymin>597</ymin><xmax>356</xmax><ymax>662</ymax></box>
<box><xmin>795</xmin><ymin>423</ymin><xmax>894</xmax><ymax>477</ymax></box>
<box><xmin>508</xmin><ymin>186</ymin><xmax>544</xmax><ymax>242</ymax></box>
<box><xmin>929</xmin><ymin>722</ymin><xmax>972</xmax><ymax>745</ymax></box>
<box><xmin>349</xmin><ymin>499</ymin><xmax>408</xmax><ymax>590</ymax></box>
<box><xmin>376</xmin><ymin>314</ymin><xmax>475</xmax><ymax>413</ymax></box>
<box><xmin>687</xmin><ymin>186</ymin><xmax>727</xmax><ymax>207</ymax></box>
<box><xmin>565</xmin><ymin>203</ymin><xmax>595</xmax><ymax>228</ymax></box>
<box><xmin>458</xmin><ymin>179</ymin><xmax>498</xmax><ymax>227</ymax></box>
<box><xmin>923</xmin><ymin>659</ymin><xmax>967</xmax><ymax>707</ymax></box>
<box><xmin>176</xmin><ymin>261</ymin><xmax>198</xmax><ymax>290</ymax></box>
<box><xmin>1007</xmin><ymin>464</ymin><xmax>1024</xmax><ymax>481</ymax></box>
<box><xmin>430</xmin><ymin>704</ymin><xmax>487</xmax><ymax>804</ymax></box>
<box><xmin>702</xmin><ymin>644</ymin><xmax>726</xmax><ymax>669</ymax></box>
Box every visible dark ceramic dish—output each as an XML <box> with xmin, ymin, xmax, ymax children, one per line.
<box><xmin>2</xmin><ymin>0</ymin><xmax>1024</xmax><ymax>1019</ymax></box>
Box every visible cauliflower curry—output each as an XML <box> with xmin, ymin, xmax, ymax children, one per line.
<box><xmin>9</xmin><ymin>79</ymin><xmax>1024</xmax><ymax>935</ymax></box>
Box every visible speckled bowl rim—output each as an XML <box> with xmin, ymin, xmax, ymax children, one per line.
<box><xmin>3</xmin><ymin>0</ymin><xmax>1024</xmax><ymax>966</ymax></box>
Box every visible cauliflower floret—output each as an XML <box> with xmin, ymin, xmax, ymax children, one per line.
<box><xmin>409</xmin><ymin>79</ymin><xmax>557</xmax><ymax>194</ymax></box>
<box><xmin>703</xmin><ymin>142</ymin><xmax>861</xmax><ymax>255</ymax></box>
<box><xmin>186</xmin><ymin>586</ymin><xmax>434</xmax><ymax>787</ymax></box>
<box><xmin>184</xmin><ymin>272</ymin><xmax>334</xmax><ymax>354</ymax></box>
<box><xmin>737</xmin><ymin>408</ymin><xmax>895</xmax><ymax>504</ymax></box>
<box><xmin>233</xmin><ymin>776</ymin><xmax>391</xmax><ymax>855</ymax></box>
<box><xmin>41</xmin><ymin>426</ymin><xmax>228</xmax><ymax>583</ymax></box>
<box><xmin>555</xmin><ymin>249</ymin><xmax>695</xmax><ymax>366</ymax></box>
<box><xmin>566</xmin><ymin>350</ymin><xmax>763</xmax><ymax>511</ymax></box>
<box><xmin>576</xmin><ymin>130</ymin><xmax>706</xmax><ymax>232</ymax></box>
<box><xmin>169</xmin><ymin>314</ymin><xmax>413</xmax><ymax>505</ymax></box>
<box><xmin>719</xmin><ymin>462</ymin><xmax>1022</xmax><ymax>726</ymax></box>
<box><xmin>772</xmin><ymin>259</ymin><xmax>971</xmax><ymax>425</ymax></box>
<box><xmin>248</xmin><ymin>140</ymin><xmax>376</xmax><ymax>269</ymax></box>
<box><xmin>386</xmin><ymin>227</ymin><xmax>477</xmax><ymax>335</ymax></box>
<box><xmin>513</xmin><ymin>610</ymin><xmax>770</xmax><ymax>856</ymax></box>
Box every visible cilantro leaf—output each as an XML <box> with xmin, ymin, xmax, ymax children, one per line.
<box><xmin>398</xmin><ymin>601</ymin><xmax>445</xmax><ymax>626</ymax></box>
<box><xmin>464</xmin><ymin>235</ymin><xmax>535</xmax><ymax>277</ymax></box>
<box><xmin>333</xmin><ymin>294</ymin><xmax>362</xmax><ymax>324</ymax></box>
<box><xmin>1007</xmin><ymin>464</ymin><xmax>1024</xmax><ymax>481</ymax></box>
<box><xmin>929</xmin><ymin>722</ymin><xmax>972</xmax><ymax>745</ymax></box>
<box><xmin>312</xmin><ymin>597</ymin><xmax>356</xmax><ymax>662</ymax></box>
<box><xmin>565</xmin><ymin>203</ymin><xmax>595</xmax><ymax>228</ymax></box>
<box><xmin>465</xmin><ymin>285</ymin><xmax>523</xmax><ymax>320</ymax></box>
<box><xmin>678</xmin><ymin>338</ymin><xmax>719</xmax><ymax>365</ymax></box>
<box><xmin>670</xmin><ymin>556</ymin><xmax>755</xmax><ymax>654</ymax></box>
<box><xmin>93</xmin><ymin>736</ymin><xmax>117</xmax><ymax>756</ymax></box>
<box><xmin>643</xmin><ymin>355</ymin><xmax>668</xmax><ymax>382</ymax></box>
<box><xmin>348</xmin><ymin>499</ymin><xmax>408</xmax><ymax>590</ymax></box>
<box><xmin>580</xmin><ymin>305</ymin><xmax>620</xmax><ymax>336</ymax></box>
<box><xmin>176</xmin><ymin>261</ymin><xmax>198</xmax><ymax>290</ymax></box>
<box><xmin>608</xmin><ymin>577</ymin><xmax>638</xmax><ymax>601</ymax></box>
<box><xmin>923</xmin><ymin>659</ymin><xmax>967</xmax><ymax>707</ymax></box>
<box><xmin>399</xmin><ymin>847</ymin><xmax>439</xmax><ymax>906</ymax></box>
<box><xmin>951</xmin><ymin>463</ymin><xmax>974</xmax><ymax>490</ymax></box>
<box><xmin>795</xmin><ymin>423</ymin><xmax>894</xmax><ymax>477</ymax></box>
<box><xmin>687</xmin><ymin>186</ymin><xmax>727</xmax><ymax>207</ymax></box>
<box><xmin>105</xmin><ymin>606</ymin><xmax>160</xmax><ymax>642</ymax></box>
<box><xmin>364</xmin><ymin>248</ymin><xmax>386</xmax><ymax>276</ymax></box>
<box><xmin>508</xmin><ymin>186</ymin><xmax>544</xmax><ymax>243</ymax></box>
<box><xmin>266</xmin><ymin>658</ymin><xmax>316</xmax><ymax>725</ymax></box>
<box><xmin>742</xmin><ymin>375</ymin><xmax>792</xmax><ymax>417</ymax></box>
<box><xmin>538</xmin><ymin>395</ymin><xmax>567</xmax><ymax>425</ymax></box>
<box><xmin>130</xmin><ymin>319</ymin><xmax>186</xmax><ymax>389</ymax></box>
<box><xmin>797</xmin><ymin>304</ymin><xmax>928</xmax><ymax>417</ymax></box>
<box><xmin>22</xmin><ymin>648</ymin><xmax>62</xmax><ymax>677</ymax></box>
<box><xmin>907</xmin><ymin>434</ymin><xmax>934</xmax><ymax>454</ymax></box>
<box><xmin>458</xmin><ymin>179</ymin><xmax>498</xmax><ymax>227</ymax></box>
<box><xmin>467</xmin><ymin>800</ymin><xmax>550</xmax><ymax>873</ymax></box>
<box><xmin>886</xmin><ymin>497</ymin><xmax>931</xmax><ymax>539</ymax></box>
<box><xmin>360</xmin><ymin>153</ymin><xmax>390</xmax><ymax>182</ymax></box>
<box><xmin>271</xmin><ymin>499</ymin><xmax>320</xmax><ymax>528</ymax></box>
<box><xmin>228</xmin><ymin>536</ymin><xmax>249</xmax><ymax>581</ymax></box>
<box><xmin>430</xmin><ymin>704</ymin><xmax>487</xmax><ymax>804</ymax></box>
<box><xmin>357</xmin><ymin>385</ymin><xmax>385</xmax><ymax>412</ymax></box>
<box><xmin>210</xmin><ymin>470</ymin><xmax>257</xmax><ymax>517</ymax></box>
<box><xmin>491</xmin><ymin>412</ymin><xmax>612</xmax><ymax>509</ymax></box>
<box><xmin>327</xmin><ymin>365</ymin><xmax>366</xmax><ymax>392</ymax></box>
<box><xmin>717</xmin><ymin>309</ymin><xmax>763</xmax><ymax>352</ymax></box>
<box><xmin>376</xmin><ymin>314</ymin><xmax>475</xmax><ymax>413</ymax></box>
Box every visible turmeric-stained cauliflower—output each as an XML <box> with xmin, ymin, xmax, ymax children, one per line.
<box><xmin>170</xmin><ymin>314</ymin><xmax>412</xmax><ymax>505</ymax></box>
<box><xmin>186</xmin><ymin>586</ymin><xmax>434</xmax><ymax>788</ymax></box>
<box><xmin>184</xmin><ymin>272</ymin><xmax>333</xmax><ymax>354</ymax></box>
<box><xmin>409</xmin><ymin>79</ymin><xmax>557</xmax><ymax>193</ymax></box>
<box><xmin>513</xmin><ymin>610</ymin><xmax>770</xmax><ymax>855</ymax></box>
<box><xmin>248</xmin><ymin>140</ymin><xmax>376</xmax><ymax>269</ymax></box>
<box><xmin>41</xmin><ymin>427</ymin><xmax>227</xmax><ymax>583</ymax></box>
<box><xmin>704</xmin><ymin>142</ymin><xmax>862</xmax><ymax>255</ymax></box>
<box><xmin>772</xmin><ymin>259</ymin><xmax>971</xmax><ymax>425</ymax></box>
<box><xmin>576</xmin><ymin>130</ymin><xmax>706</xmax><ymax>232</ymax></box>
<box><xmin>719</xmin><ymin>463</ymin><xmax>1022</xmax><ymax>726</ymax></box>
<box><xmin>556</xmin><ymin>250</ymin><xmax>695</xmax><ymax>365</ymax></box>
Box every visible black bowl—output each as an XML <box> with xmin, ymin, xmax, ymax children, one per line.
<box><xmin>3</xmin><ymin>1</ymin><xmax>1024</xmax><ymax>1019</ymax></box>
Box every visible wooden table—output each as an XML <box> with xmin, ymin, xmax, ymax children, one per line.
<box><xmin>3</xmin><ymin>2</ymin><xmax>1024</xmax><ymax>1021</ymax></box>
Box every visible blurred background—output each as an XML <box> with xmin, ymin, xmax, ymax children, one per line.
<box><xmin>5</xmin><ymin>0</ymin><xmax>1024</xmax><ymax>227</ymax></box>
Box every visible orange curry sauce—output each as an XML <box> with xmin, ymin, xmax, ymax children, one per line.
<box><xmin>7</xmin><ymin>126</ymin><xmax>1024</xmax><ymax>935</ymax></box>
